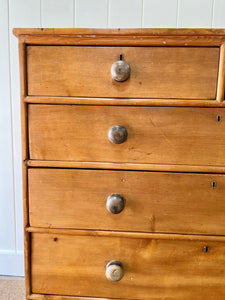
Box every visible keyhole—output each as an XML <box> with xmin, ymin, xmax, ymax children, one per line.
<box><xmin>212</xmin><ymin>181</ymin><xmax>216</xmax><ymax>189</ymax></box>
<box><xmin>217</xmin><ymin>115</ymin><xmax>221</xmax><ymax>122</ymax></box>
<box><xmin>204</xmin><ymin>246</ymin><xmax>209</xmax><ymax>253</ymax></box>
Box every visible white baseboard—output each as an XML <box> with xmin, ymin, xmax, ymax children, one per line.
<box><xmin>0</xmin><ymin>251</ymin><xmax>24</xmax><ymax>276</ymax></box>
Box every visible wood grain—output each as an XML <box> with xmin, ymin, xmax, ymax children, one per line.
<box><xmin>27</xmin><ymin>46</ymin><xmax>219</xmax><ymax>99</ymax></box>
<box><xmin>217</xmin><ymin>44</ymin><xmax>225</xmax><ymax>102</ymax></box>
<box><xmin>13</xmin><ymin>28</ymin><xmax>225</xmax><ymax>47</ymax></box>
<box><xmin>29</xmin><ymin>168</ymin><xmax>225</xmax><ymax>235</ymax></box>
<box><xmin>18</xmin><ymin>36</ymin><xmax>31</xmax><ymax>298</ymax></box>
<box><xmin>29</xmin><ymin>295</ymin><xmax>124</xmax><ymax>300</ymax></box>
<box><xmin>12</xmin><ymin>28</ymin><xmax>225</xmax><ymax>47</ymax></box>
<box><xmin>26</xmin><ymin>227</ymin><xmax>225</xmax><ymax>242</ymax></box>
<box><xmin>31</xmin><ymin>233</ymin><xmax>225</xmax><ymax>300</ymax></box>
<box><xmin>29</xmin><ymin>105</ymin><xmax>225</xmax><ymax>167</ymax></box>
<box><xmin>24</xmin><ymin>96</ymin><xmax>225</xmax><ymax>107</ymax></box>
<box><xmin>14</xmin><ymin>28</ymin><xmax>225</xmax><ymax>300</ymax></box>
<box><xmin>26</xmin><ymin>159</ymin><xmax>225</xmax><ymax>173</ymax></box>
<box><xmin>24</xmin><ymin>35</ymin><xmax>225</xmax><ymax>47</ymax></box>
<box><xmin>13</xmin><ymin>28</ymin><xmax>225</xmax><ymax>36</ymax></box>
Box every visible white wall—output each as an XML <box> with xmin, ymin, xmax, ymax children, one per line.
<box><xmin>1</xmin><ymin>0</ymin><xmax>225</xmax><ymax>277</ymax></box>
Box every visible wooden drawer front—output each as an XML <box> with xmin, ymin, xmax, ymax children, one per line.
<box><xmin>29</xmin><ymin>169</ymin><xmax>225</xmax><ymax>235</ymax></box>
<box><xmin>29</xmin><ymin>296</ymin><xmax>124</xmax><ymax>300</ymax></box>
<box><xmin>27</xmin><ymin>46</ymin><xmax>219</xmax><ymax>99</ymax></box>
<box><xmin>29</xmin><ymin>105</ymin><xmax>225</xmax><ymax>166</ymax></box>
<box><xmin>32</xmin><ymin>233</ymin><xmax>225</xmax><ymax>300</ymax></box>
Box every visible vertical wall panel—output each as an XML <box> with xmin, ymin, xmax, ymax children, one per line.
<box><xmin>41</xmin><ymin>0</ymin><xmax>74</xmax><ymax>28</ymax></box>
<box><xmin>10</xmin><ymin>0</ymin><xmax>41</xmax><ymax>27</ymax></box>
<box><xmin>178</xmin><ymin>0</ymin><xmax>214</xmax><ymax>28</ymax></box>
<box><xmin>143</xmin><ymin>0</ymin><xmax>178</xmax><ymax>28</ymax></box>
<box><xmin>108</xmin><ymin>0</ymin><xmax>142</xmax><ymax>28</ymax></box>
<box><xmin>213</xmin><ymin>0</ymin><xmax>225</xmax><ymax>28</ymax></box>
<box><xmin>75</xmin><ymin>0</ymin><xmax>108</xmax><ymax>28</ymax></box>
<box><xmin>0</xmin><ymin>0</ymin><xmax>16</xmax><ymax>254</ymax></box>
<box><xmin>6</xmin><ymin>0</ymin><xmax>41</xmax><ymax>275</ymax></box>
<box><xmin>9</xmin><ymin>0</ymin><xmax>41</xmax><ymax>256</ymax></box>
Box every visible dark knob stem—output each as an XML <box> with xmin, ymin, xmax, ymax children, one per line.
<box><xmin>106</xmin><ymin>194</ymin><xmax>125</xmax><ymax>214</ymax></box>
<box><xmin>108</xmin><ymin>125</ymin><xmax>127</xmax><ymax>144</ymax></box>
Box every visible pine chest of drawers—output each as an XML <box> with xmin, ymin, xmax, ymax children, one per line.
<box><xmin>14</xmin><ymin>28</ymin><xmax>225</xmax><ymax>300</ymax></box>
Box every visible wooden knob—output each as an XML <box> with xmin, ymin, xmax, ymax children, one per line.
<box><xmin>108</xmin><ymin>125</ymin><xmax>127</xmax><ymax>144</ymax></box>
<box><xmin>105</xmin><ymin>261</ymin><xmax>123</xmax><ymax>282</ymax></box>
<box><xmin>111</xmin><ymin>60</ymin><xmax>130</xmax><ymax>82</ymax></box>
<box><xmin>106</xmin><ymin>194</ymin><xmax>124</xmax><ymax>214</ymax></box>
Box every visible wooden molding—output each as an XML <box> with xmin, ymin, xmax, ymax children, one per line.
<box><xmin>13</xmin><ymin>28</ymin><xmax>225</xmax><ymax>46</ymax></box>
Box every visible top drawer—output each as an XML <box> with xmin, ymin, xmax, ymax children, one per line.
<box><xmin>27</xmin><ymin>46</ymin><xmax>219</xmax><ymax>99</ymax></box>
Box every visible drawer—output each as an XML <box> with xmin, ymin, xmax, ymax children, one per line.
<box><xmin>31</xmin><ymin>233</ymin><xmax>225</xmax><ymax>300</ymax></box>
<box><xmin>29</xmin><ymin>105</ymin><xmax>225</xmax><ymax>166</ymax></box>
<box><xmin>29</xmin><ymin>169</ymin><xmax>225</xmax><ymax>235</ymax></box>
<box><xmin>27</xmin><ymin>46</ymin><xmax>219</xmax><ymax>99</ymax></box>
<box><xmin>28</xmin><ymin>297</ymin><xmax>122</xmax><ymax>300</ymax></box>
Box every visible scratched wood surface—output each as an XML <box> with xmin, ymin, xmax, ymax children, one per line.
<box><xmin>29</xmin><ymin>295</ymin><xmax>124</xmax><ymax>300</ymax></box>
<box><xmin>13</xmin><ymin>28</ymin><xmax>225</xmax><ymax>47</ymax></box>
<box><xmin>13</xmin><ymin>28</ymin><xmax>225</xmax><ymax>36</ymax></box>
<box><xmin>29</xmin><ymin>105</ymin><xmax>225</xmax><ymax>166</ymax></box>
<box><xmin>29</xmin><ymin>168</ymin><xmax>225</xmax><ymax>235</ymax></box>
<box><xmin>27</xmin><ymin>46</ymin><xmax>219</xmax><ymax>99</ymax></box>
<box><xmin>31</xmin><ymin>233</ymin><xmax>225</xmax><ymax>300</ymax></box>
<box><xmin>14</xmin><ymin>28</ymin><xmax>225</xmax><ymax>300</ymax></box>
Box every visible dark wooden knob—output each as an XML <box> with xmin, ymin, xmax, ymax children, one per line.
<box><xmin>105</xmin><ymin>261</ymin><xmax>123</xmax><ymax>282</ymax></box>
<box><xmin>106</xmin><ymin>194</ymin><xmax>124</xmax><ymax>214</ymax></box>
<box><xmin>108</xmin><ymin>125</ymin><xmax>127</xmax><ymax>144</ymax></box>
<box><xmin>111</xmin><ymin>60</ymin><xmax>130</xmax><ymax>82</ymax></box>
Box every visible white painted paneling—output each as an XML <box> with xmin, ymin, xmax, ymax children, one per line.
<box><xmin>0</xmin><ymin>251</ymin><xmax>24</xmax><ymax>276</ymax></box>
<box><xmin>108</xmin><ymin>0</ymin><xmax>142</xmax><ymax>28</ymax></box>
<box><xmin>143</xmin><ymin>0</ymin><xmax>178</xmax><ymax>28</ymax></box>
<box><xmin>1</xmin><ymin>0</ymin><xmax>41</xmax><ymax>276</ymax></box>
<box><xmin>0</xmin><ymin>0</ymin><xmax>15</xmax><ymax>253</ymax></box>
<box><xmin>9</xmin><ymin>0</ymin><xmax>41</xmax><ymax>27</ymax></box>
<box><xmin>9</xmin><ymin>0</ymin><xmax>41</xmax><ymax>256</ymax></box>
<box><xmin>178</xmin><ymin>0</ymin><xmax>214</xmax><ymax>28</ymax></box>
<box><xmin>75</xmin><ymin>0</ymin><xmax>108</xmax><ymax>28</ymax></box>
<box><xmin>213</xmin><ymin>0</ymin><xmax>225</xmax><ymax>28</ymax></box>
<box><xmin>41</xmin><ymin>0</ymin><xmax>74</xmax><ymax>28</ymax></box>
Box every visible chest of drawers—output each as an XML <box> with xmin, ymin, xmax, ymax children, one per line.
<box><xmin>14</xmin><ymin>28</ymin><xmax>225</xmax><ymax>300</ymax></box>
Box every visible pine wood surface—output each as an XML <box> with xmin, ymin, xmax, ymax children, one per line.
<box><xmin>24</xmin><ymin>96</ymin><xmax>225</xmax><ymax>106</ymax></box>
<box><xmin>18</xmin><ymin>36</ymin><xmax>31</xmax><ymax>298</ymax></box>
<box><xmin>27</xmin><ymin>46</ymin><xmax>219</xmax><ymax>99</ymax></box>
<box><xmin>31</xmin><ymin>232</ymin><xmax>225</xmax><ymax>300</ymax></box>
<box><xmin>217</xmin><ymin>44</ymin><xmax>225</xmax><ymax>101</ymax></box>
<box><xmin>26</xmin><ymin>227</ymin><xmax>225</xmax><ymax>242</ymax></box>
<box><xmin>13</xmin><ymin>28</ymin><xmax>225</xmax><ymax>36</ymax></box>
<box><xmin>29</xmin><ymin>295</ymin><xmax>123</xmax><ymax>300</ymax></box>
<box><xmin>29</xmin><ymin>168</ymin><xmax>225</xmax><ymax>235</ymax></box>
<box><xmin>26</xmin><ymin>159</ymin><xmax>225</xmax><ymax>174</ymax></box>
<box><xmin>23</xmin><ymin>35</ymin><xmax>225</xmax><ymax>47</ymax></box>
<box><xmin>14</xmin><ymin>29</ymin><xmax>225</xmax><ymax>300</ymax></box>
<box><xmin>29</xmin><ymin>105</ymin><xmax>225</xmax><ymax>166</ymax></box>
<box><xmin>12</xmin><ymin>28</ymin><xmax>225</xmax><ymax>47</ymax></box>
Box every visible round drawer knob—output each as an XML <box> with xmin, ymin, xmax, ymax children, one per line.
<box><xmin>106</xmin><ymin>194</ymin><xmax>125</xmax><ymax>214</ymax></box>
<box><xmin>108</xmin><ymin>125</ymin><xmax>127</xmax><ymax>144</ymax></box>
<box><xmin>105</xmin><ymin>261</ymin><xmax>124</xmax><ymax>282</ymax></box>
<box><xmin>111</xmin><ymin>60</ymin><xmax>130</xmax><ymax>82</ymax></box>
